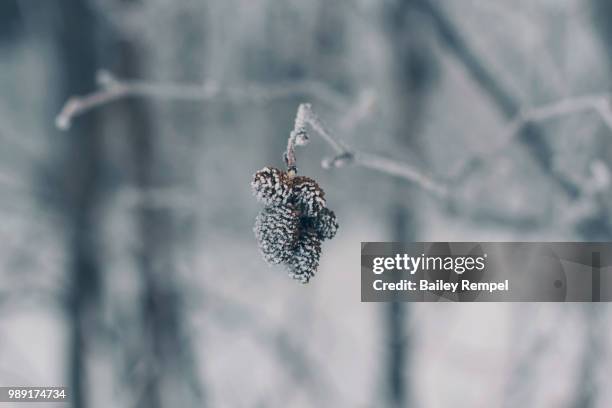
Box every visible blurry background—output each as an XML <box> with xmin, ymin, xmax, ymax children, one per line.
<box><xmin>1</xmin><ymin>0</ymin><xmax>612</xmax><ymax>406</ymax></box>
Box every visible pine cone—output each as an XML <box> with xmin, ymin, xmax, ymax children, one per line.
<box><xmin>287</xmin><ymin>230</ymin><xmax>321</xmax><ymax>284</ymax></box>
<box><xmin>254</xmin><ymin>205</ymin><xmax>299</xmax><ymax>264</ymax></box>
<box><xmin>289</xmin><ymin>176</ymin><xmax>326</xmax><ymax>216</ymax></box>
<box><xmin>313</xmin><ymin>207</ymin><xmax>338</xmax><ymax>240</ymax></box>
<box><xmin>251</xmin><ymin>167</ymin><xmax>292</xmax><ymax>206</ymax></box>
<box><xmin>252</xmin><ymin>166</ymin><xmax>338</xmax><ymax>284</ymax></box>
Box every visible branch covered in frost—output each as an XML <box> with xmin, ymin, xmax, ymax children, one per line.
<box><xmin>286</xmin><ymin>94</ymin><xmax>612</xmax><ymax>197</ymax></box>
<box><xmin>518</xmin><ymin>94</ymin><xmax>612</xmax><ymax>128</ymax></box>
<box><xmin>284</xmin><ymin>103</ymin><xmax>311</xmax><ymax>172</ymax></box>
<box><xmin>452</xmin><ymin>93</ymin><xmax>612</xmax><ymax>180</ymax></box>
<box><xmin>289</xmin><ymin>100</ymin><xmax>612</xmax><ymax>231</ymax></box>
<box><xmin>56</xmin><ymin>70</ymin><xmax>350</xmax><ymax>130</ymax></box>
<box><xmin>288</xmin><ymin>103</ymin><xmax>449</xmax><ymax>198</ymax></box>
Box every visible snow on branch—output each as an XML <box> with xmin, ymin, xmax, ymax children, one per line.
<box><xmin>286</xmin><ymin>103</ymin><xmax>450</xmax><ymax>198</ymax></box>
<box><xmin>55</xmin><ymin>70</ymin><xmax>351</xmax><ymax>130</ymax></box>
<box><xmin>451</xmin><ymin>93</ymin><xmax>612</xmax><ymax>180</ymax></box>
<box><xmin>285</xmin><ymin>103</ymin><xmax>542</xmax><ymax>230</ymax></box>
<box><xmin>289</xmin><ymin>99</ymin><xmax>612</xmax><ymax>230</ymax></box>
<box><xmin>503</xmin><ymin>94</ymin><xmax>612</xmax><ymax>148</ymax></box>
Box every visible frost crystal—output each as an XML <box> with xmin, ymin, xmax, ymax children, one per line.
<box><xmin>254</xmin><ymin>205</ymin><xmax>299</xmax><ymax>264</ymax></box>
<box><xmin>290</xmin><ymin>176</ymin><xmax>326</xmax><ymax>216</ymax></box>
<box><xmin>313</xmin><ymin>207</ymin><xmax>338</xmax><ymax>240</ymax></box>
<box><xmin>252</xmin><ymin>166</ymin><xmax>338</xmax><ymax>283</ymax></box>
<box><xmin>288</xmin><ymin>231</ymin><xmax>321</xmax><ymax>283</ymax></box>
<box><xmin>251</xmin><ymin>167</ymin><xmax>292</xmax><ymax>206</ymax></box>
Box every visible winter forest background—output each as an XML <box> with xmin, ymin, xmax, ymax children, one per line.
<box><xmin>1</xmin><ymin>0</ymin><xmax>612</xmax><ymax>407</ymax></box>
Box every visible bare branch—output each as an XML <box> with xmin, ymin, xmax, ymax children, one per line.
<box><xmin>290</xmin><ymin>103</ymin><xmax>449</xmax><ymax>198</ymax></box>
<box><xmin>507</xmin><ymin>94</ymin><xmax>612</xmax><ymax>144</ymax></box>
<box><xmin>56</xmin><ymin>70</ymin><xmax>351</xmax><ymax>130</ymax></box>
<box><xmin>452</xmin><ymin>93</ymin><xmax>612</xmax><ymax>180</ymax></box>
<box><xmin>354</xmin><ymin>151</ymin><xmax>448</xmax><ymax>197</ymax></box>
<box><xmin>290</xmin><ymin>99</ymin><xmax>612</xmax><ymax>231</ymax></box>
<box><xmin>284</xmin><ymin>103</ymin><xmax>311</xmax><ymax>173</ymax></box>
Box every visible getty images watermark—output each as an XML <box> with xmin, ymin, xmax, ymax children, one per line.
<box><xmin>361</xmin><ymin>242</ymin><xmax>612</xmax><ymax>302</ymax></box>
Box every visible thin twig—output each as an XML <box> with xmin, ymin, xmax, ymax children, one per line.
<box><xmin>55</xmin><ymin>70</ymin><xmax>350</xmax><ymax>130</ymax></box>
<box><xmin>290</xmin><ymin>103</ymin><xmax>449</xmax><ymax>197</ymax></box>
<box><xmin>284</xmin><ymin>103</ymin><xmax>310</xmax><ymax>173</ymax></box>
<box><xmin>506</xmin><ymin>94</ymin><xmax>612</xmax><ymax>146</ymax></box>
<box><xmin>289</xmin><ymin>97</ymin><xmax>612</xmax><ymax>229</ymax></box>
<box><xmin>353</xmin><ymin>151</ymin><xmax>448</xmax><ymax>197</ymax></box>
<box><xmin>451</xmin><ymin>93</ymin><xmax>612</xmax><ymax>179</ymax></box>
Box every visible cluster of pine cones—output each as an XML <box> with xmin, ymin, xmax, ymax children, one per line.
<box><xmin>252</xmin><ymin>167</ymin><xmax>339</xmax><ymax>283</ymax></box>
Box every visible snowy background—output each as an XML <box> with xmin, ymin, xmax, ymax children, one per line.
<box><xmin>1</xmin><ymin>0</ymin><xmax>611</xmax><ymax>407</ymax></box>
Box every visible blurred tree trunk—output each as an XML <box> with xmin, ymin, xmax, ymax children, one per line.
<box><xmin>0</xmin><ymin>0</ymin><xmax>22</xmax><ymax>42</ymax></box>
<box><xmin>382</xmin><ymin>1</ymin><xmax>435</xmax><ymax>406</ymax></box>
<box><xmin>55</xmin><ymin>1</ymin><xmax>104</xmax><ymax>407</ymax></box>
<box><xmin>113</xmin><ymin>12</ymin><xmax>205</xmax><ymax>408</ymax></box>
<box><xmin>570</xmin><ymin>304</ymin><xmax>601</xmax><ymax>408</ymax></box>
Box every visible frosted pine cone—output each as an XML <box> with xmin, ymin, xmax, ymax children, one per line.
<box><xmin>252</xmin><ymin>166</ymin><xmax>338</xmax><ymax>283</ymax></box>
<box><xmin>290</xmin><ymin>176</ymin><xmax>326</xmax><ymax>216</ymax></box>
<box><xmin>252</xmin><ymin>167</ymin><xmax>292</xmax><ymax>206</ymax></box>
<box><xmin>313</xmin><ymin>207</ymin><xmax>338</xmax><ymax>240</ymax></box>
<box><xmin>287</xmin><ymin>230</ymin><xmax>321</xmax><ymax>283</ymax></box>
<box><xmin>254</xmin><ymin>205</ymin><xmax>299</xmax><ymax>264</ymax></box>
